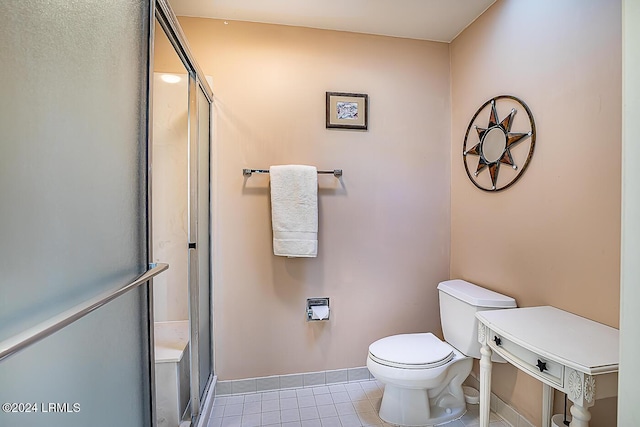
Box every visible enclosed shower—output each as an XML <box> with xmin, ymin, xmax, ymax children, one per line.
<box><xmin>153</xmin><ymin>2</ymin><xmax>214</xmax><ymax>426</ymax></box>
<box><xmin>1</xmin><ymin>0</ymin><xmax>214</xmax><ymax>426</ymax></box>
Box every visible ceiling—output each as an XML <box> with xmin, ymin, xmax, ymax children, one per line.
<box><xmin>168</xmin><ymin>0</ymin><xmax>497</xmax><ymax>43</ymax></box>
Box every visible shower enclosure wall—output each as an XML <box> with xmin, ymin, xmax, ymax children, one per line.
<box><xmin>153</xmin><ymin>72</ymin><xmax>189</xmax><ymax>324</ymax></box>
<box><xmin>152</xmin><ymin>71</ymin><xmax>191</xmax><ymax>427</ymax></box>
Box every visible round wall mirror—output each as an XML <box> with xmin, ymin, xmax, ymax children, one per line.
<box><xmin>463</xmin><ymin>95</ymin><xmax>536</xmax><ymax>192</ymax></box>
<box><xmin>482</xmin><ymin>127</ymin><xmax>507</xmax><ymax>163</ymax></box>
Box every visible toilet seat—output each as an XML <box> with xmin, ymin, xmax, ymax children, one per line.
<box><xmin>368</xmin><ymin>333</ymin><xmax>454</xmax><ymax>369</ymax></box>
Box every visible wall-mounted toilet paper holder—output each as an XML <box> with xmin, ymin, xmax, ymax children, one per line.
<box><xmin>307</xmin><ymin>298</ymin><xmax>330</xmax><ymax>321</ymax></box>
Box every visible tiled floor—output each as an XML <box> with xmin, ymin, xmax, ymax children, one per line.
<box><xmin>206</xmin><ymin>380</ymin><xmax>511</xmax><ymax>427</ymax></box>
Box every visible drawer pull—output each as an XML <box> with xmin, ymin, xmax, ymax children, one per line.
<box><xmin>493</xmin><ymin>336</ymin><xmax>502</xmax><ymax>346</ymax></box>
<box><xmin>536</xmin><ymin>359</ymin><xmax>547</xmax><ymax>372</ymax></box>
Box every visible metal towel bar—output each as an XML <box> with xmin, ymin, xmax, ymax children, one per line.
<box><xmin>243</xmin><ymin>168</ymin><xmax>342</xmax><ymax>178</ymax></box>
<box><xmin>0</xmin><ymin>263</ymin><xmax>169</xmax><ymax>362</ymax></box>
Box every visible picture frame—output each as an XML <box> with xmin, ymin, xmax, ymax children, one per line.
<box><xmin>326</xmin><ymin>92</ymin><xmax>368</xmax><ymax>130</ymax></box>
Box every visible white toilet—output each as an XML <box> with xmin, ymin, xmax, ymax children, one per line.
<box><xmin>367</xmin><ymin>279</ymin><xmax>516</xmax><ymax>426</ymax></box>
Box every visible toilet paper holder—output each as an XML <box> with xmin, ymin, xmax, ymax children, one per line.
<box><xmin>306</xmin><ymin>298</ymin><xmax>330</xmax><ymax>321</ymax></box>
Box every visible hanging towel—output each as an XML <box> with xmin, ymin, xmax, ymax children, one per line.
<box><xmin>270</xmin><ymin>165</ymin><xmax>318</xmax><ymax>257</ymax></box>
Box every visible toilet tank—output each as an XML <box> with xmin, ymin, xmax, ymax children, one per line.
<box><xmin>437</xmin><ymin>279</ymin><xmax>516</xmax><ymax>359</ymax></box>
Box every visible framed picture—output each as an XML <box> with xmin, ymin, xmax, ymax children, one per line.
<box><xmin>326</xmin><ymin>92</ymin><xmax>368</xmax><ymax>130</ymax></box>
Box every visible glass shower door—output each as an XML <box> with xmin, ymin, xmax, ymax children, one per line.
<box><xmin>185</xmin><ymin>76</ymin><xmax>213</xmax><ymax>425</ymax></box>
<box><xmin>185</xmin><ymin>74</ymin><xmax>213</xmax><ymax>427</ymax></box>
<box><xmin>0</xmin><ymin>1</ymin><xmax>157</xmax><ymax>426</ymax></box>
<box><xmin>154</xmin><ymin>2</ymin><xmax>215</xmax><ymax>422</ymax></box>
<box><xmin>196</xmin><ymin>82</ymin><xmax>213</xmax><ymax>402</ymax></box>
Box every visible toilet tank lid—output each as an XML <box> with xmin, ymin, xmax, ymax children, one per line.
<box><xmin>437</xmin><ymin>280</ymin><xmax>517</xmax><ymax>308</ymax></box>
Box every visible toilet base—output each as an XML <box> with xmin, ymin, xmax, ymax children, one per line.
<box><xmin>378</xmin><ymin>384</ymin><xmax>466</xmax><ymax>426</ymax></box>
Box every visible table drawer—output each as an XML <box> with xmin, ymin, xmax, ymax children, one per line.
<box><xmin>488</xmin><ymin>331</ymin><xmax>564</xmax><ymax>388</ymax></box>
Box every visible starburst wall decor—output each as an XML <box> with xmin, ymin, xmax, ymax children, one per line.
<box><xmin>463</xmin><ymin>95</ymin><xmax>536</xmax><ymax>192</ymax></box>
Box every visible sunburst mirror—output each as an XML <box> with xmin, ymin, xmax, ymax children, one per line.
<box><xmin>463</xmin><ymin>95</ymin><xmax>536</xmax><ymax>192</ymax></box>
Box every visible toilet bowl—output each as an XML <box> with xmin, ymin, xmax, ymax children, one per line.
<box><xmin>367</xmin><ymin>280</ymin><xmax>516</xmax><ymax>426</ymax></box>
<box><xmin>367</xmin><ymin>333</ymin><xmax>472</xmax><ymax>426</ymax></box>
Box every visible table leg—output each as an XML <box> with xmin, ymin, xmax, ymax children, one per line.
<box><xmin>479</xmin><ymin>342</ymin><xmax>493</xmax><ymax>427</ymax></box>
<box><xmin>569</xmin><ymin>403</ymin><xmax>591</xmax><ymax>427</ymax></box>
<box><xmin>542</xmin><ymin>383</ymin><xmax>553</xmax><ymax>427</ymax></box>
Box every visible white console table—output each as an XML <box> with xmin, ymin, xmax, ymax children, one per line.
<box><xmin>476</xmin><ymin>306</ymin><xmax>618</xmax><ymax>427</ymax></box>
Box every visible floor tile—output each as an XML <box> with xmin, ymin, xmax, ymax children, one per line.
<box><xmin>344</xmin><ymin>383</ymin><xmax>363</xmax><ymax>392</ymax></box>
<box><xmin>262</xmin><ymin>391</ymin><xmax>279</xmax><ymax>401</ymax></box>
<box><xmin>241</xmin><ymin>413</ymin><xmax>261</xmax><ymax>427</ymax></box>
<box><xmin>206</xmin><ymin>379</ymin><xmax>504</xmax><ymax>427</ymax></box>
<box><xmin>364</xmin><ymin>388</ymin><xmax>383</xmax><ymax>399</ymax></box>
<box><xmin>281</xmin><ymin>397</ymin><xmax>299</xmax><ymax>410</ymax></box>
<box><xmin>312</xmin><ymin>386</ymin><xmax>330</xmax><ymax>395</ymax></box>
<box><xmin>330</xmin><ymin>392</ymin><xmax>350</xmax><ymax>404</ymax></box>
<box><xmin>221</xmin><ymin>416</ymin><xmax>242</xmax><ymax>427</ymax></box>
<box><xmin>214</xmin><ymin>397</ymin><xmax>229</xmax><ymax>406</ymax></box>
<box><xmin>353</xmin><ymin>400</ymin><xmax>374</xmax><ymax>414</ymax></box>
<box><xmin>245</xmin><ymin>394</ymin><xmax>262</xmax><ymax>403</ymax></box>
<box><xmin>280</xmin><ymin>390</ymin><xmax>297</xmax><ymax>399</ymax></box>
<box><xmin>243</xmin><ymin>401</ymin><xmax>261</xmax><ymax>414</ymax></box>
<box><xmin>281</xmin><ymin>408</ymin><xmax>301</xmax><ymax>422</ymax></box>
<box><xmin>299</xmin><ymin>406</ymin><xmax>319</xmax><ymax>420</ymax></box>
<box><xmin>261</xmin><ymin>399</ymin><xmax>280</xmax><ymax>412</ymax></box>
<box><xmin>227</xmin><ymin>396</ymin><xmax>245</xmax><ymax>405</ymax></box>
<box><xmin>317</xmin><ymin>404</ymin><xmax>338</xmax><ymax>418</ymax></box>
<box><xmin>224</xmin><ymin>404</ymin><xmax>244</xmax><ymax>417</ymax></box>
<box><xmin>359</xmin><ymin>382</ymin><xmax>379</xmax><ymax>392</ymax></box>
<box><xmin>320</xmin><ymin>416</ymin><xmax>341</xmax><ymax>427</ymax></box>
<box><xmin>296</xmin><ymin>388</ymin><xmax>314</xmax><ymax>398</ymax></box>
<box><xmin>358</xmin><ymin>411</ymin><xmax>382</xmax><ymax>427</ymax></box>
<box><xmin>314</xmin><ymin>394</ymin><xmax>333</xmax><ymax>406</ymax></box>
<box><xmin>334</xmin><ymin>402</ymin><xmax>356</xmax><ymax>416</ymax></box>
<box><xmin>339</xmin><ymin>413</ymin><xmax>362</xmax><ymax>427</ymax></box>
<box><xmin>348</xmin><ymin>389</ymin><xmax>368</xmax><ymax>402</ymax></box>
<box><xmin>261</xmin><ymin>410</ymin><xmax>281</xmax><ymax>425</ymax></box>
<box><xmin>211</xmin><ymin>404</ymin><xmax>226</xmax><ymax>419</ymax></box>
<box><xmin>298</xmin><ymin>396</ymin><xmax>317</xmax><ymax>408</ymax></box>
<box><xmin>328</xmin><ymin>384</ymin><xmax>346</xmax><ymax>393</ymax></box>
<box><xmin>301</xmin><ymin>419</ymin><xmax>322</xmax><ymax>427</ymax></box>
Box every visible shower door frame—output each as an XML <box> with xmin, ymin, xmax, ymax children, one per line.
<box><xmin>153</xmin><ymin>1</ymin><xmax>215</xmax><ymax>424</ymax></box>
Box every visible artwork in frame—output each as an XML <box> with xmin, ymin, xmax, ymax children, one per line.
<box><xmin>326</xmin><ymin>92</ymin><xmax>368</xmax><ymax>130</ymax></box>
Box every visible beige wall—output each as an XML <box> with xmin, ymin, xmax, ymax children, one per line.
<box><xmin>155</xmin><ymin>2</ymin><xmax>622</xmax><ymax>423</ymax></box>
<box><xmin>450</xmin><ymin>1</ymin><xmax>621</xmax><ymax>425</ymax></box>
<box><xmin>171</xmin><ymin>18</ymin><xmax>452</xmax><ymax>380</ymax></box>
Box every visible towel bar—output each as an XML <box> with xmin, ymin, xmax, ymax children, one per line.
<box><xmin>243</xmin><ymin>168</ymin><xmax>342</xmax><ymax>178</ymax></box>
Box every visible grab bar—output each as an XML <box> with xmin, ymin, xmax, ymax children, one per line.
<box><xmin>0</xmin><ymin>263</ymin><xmax>169</xmax><ymax>362</ymax></box>
<box><xmin>243</xmin><ymin>168</ymin><xmax>343</xmax><ymax>178</ymax></box>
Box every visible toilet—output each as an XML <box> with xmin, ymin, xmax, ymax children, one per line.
<box><xmin>367</xmin><ymin>279</ymin><xmax>516</xmax><ymax>426</ymax></box>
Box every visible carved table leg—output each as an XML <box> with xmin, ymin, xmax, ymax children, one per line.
<box><xmin>479</xmin><ymin>342</ymin><xmax>493</xmax><ymax>427</ymax></box>
<box><xmin>566</xmin><ymin>370</ymin><xmax>596</xmax><ymax>427</ymax></box>
<box><xmin>569</xmin><ymin>403</ymin><xmax>591</xmax><ymax>427</ymax></box>
<box><xmin>542</xmin><ymin>383</ymin><xmax>553</xmax><ymax>427</ymax></box>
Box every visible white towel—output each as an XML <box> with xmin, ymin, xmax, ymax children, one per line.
<box><xmin>270</xmin><ymin>165</ymin><xmax>318</xmax><ymax>257</ymax></box>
